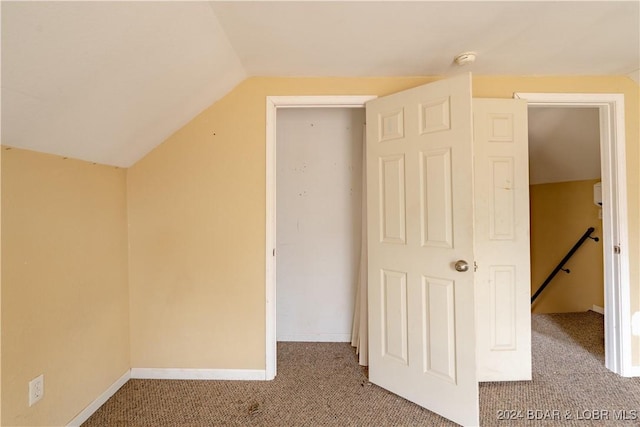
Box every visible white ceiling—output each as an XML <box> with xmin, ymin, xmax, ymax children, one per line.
<box><xmin>2</xmin><ymin>1</ymin><xmax>639</xmax><ymax>167</ymax></box>
<box><xmin>528</xmin><ymin>107</ymin><xmax>601</xmax><ymax>185</ymax></box>
<box><xmin>212</xmin><ymin>1</ymin><xmax>640</xmax><ymax>77</ymax></box>
<box><xmin>1</xmin><ymin>2</ymin><xmax>245</xmax><ymax>167</ymax></box>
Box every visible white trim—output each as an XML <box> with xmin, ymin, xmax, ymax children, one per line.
<box><xmin>130</xmin><ymin>368</ymin><xmax>267</xmax><ymax>381</ymax></box>
<box><xmin>515</xmin><ymin>92</ymin><xmax>624</xmax><ymax>105</ymax></box>
<box><xmin>267</xmin><ymin>96</ymin><xmax>375</xmax><ymax>109</ymax></box>
<box><xmin>265</xmin><ymin>97</ymin><xmax>277</xmax><ymax>381</ymax></box>
<box><xmin>265</xmin><ymin>95</ymin><xmax>375</xmax><ymax>380</ymax></box>
<box><xmin>66</xmin><ymin>370</ymin><xmax>130</xmax><ymax>427</ymax></box>
<box><xmin>277</xmin><ymin>333</ymin><xmax>352</xmax><ymax>342</ymax></box>
<box><xmin>515</xmin><ymin>92</ymin><xmax>633</xmax><ymax>377</ymax></box>
<box><xmin>626</xmin><ymin>365</ymin><xmax>640</xmax><ymax>378</ymax></box>
<box><xmin>591</xmin><ymin>305</ymin><xmax>605</xmax><ymax>315</ymax></box>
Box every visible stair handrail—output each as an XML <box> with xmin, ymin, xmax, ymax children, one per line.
<box><xmin>531</xmin><ymin>227</ymin><xmax>599</xmax><ymax>304</ymax></box>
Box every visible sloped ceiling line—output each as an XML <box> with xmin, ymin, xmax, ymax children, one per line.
<box><xmin>1</xmin><ymin>1</ymin><xmax>638</xmax><ymax>167</ymax></box>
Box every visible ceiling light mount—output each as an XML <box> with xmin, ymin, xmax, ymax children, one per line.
<box><xmin>454</xmin><ymin>52</ymin><xmax>477</xmax><ymax>66</ymax></box>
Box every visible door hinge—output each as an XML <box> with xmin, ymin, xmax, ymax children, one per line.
<box><xmin>614</xmin><ymin>245</ymin><xmax>621</xmax><ymax>254</ymax></box>
<box><xmin>474</xmin><ymin>261</ymin><xmax>478</xmax><ymax>272</ymax></box>
<box><xmin>273</xmin><ymin>248</ymin><xmax>276</xmax><ymax>256</ymax></box>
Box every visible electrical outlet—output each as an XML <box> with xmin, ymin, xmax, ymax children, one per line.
<box><xmin>28</xmin><ymin>374</ymin><xmax>44</xmax><ymax>406</ymax></box>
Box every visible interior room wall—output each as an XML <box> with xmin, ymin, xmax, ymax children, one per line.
<box><xmin>126</xmin><ymin>75</ymin><xmax>639</xmax><ymax>370</ymax></box>
<box><xmin>276</xmin><ymin>108</ymin><xmax>364</xmax><ymax>342</ymax></box>
<box><xmin>530</xmin><ymin>179</ymin><xmax>604</xmax><ymax>313</ymax></box>
<box><xmin>1</xmin><ymin>148</ymin><xmax>130</xmax><ymax>426</ymax></box>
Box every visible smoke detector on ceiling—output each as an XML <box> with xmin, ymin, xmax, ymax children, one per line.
<box><xmin>454</xmin><ymin>52</ymin><xmax>477</xmax><ymax>66</ymax></box>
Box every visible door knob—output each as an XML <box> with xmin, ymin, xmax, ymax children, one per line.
<box><xmin>454</xmin><ymin>260</ymin><xmax>469</xmax><ymax>272</ymax></box>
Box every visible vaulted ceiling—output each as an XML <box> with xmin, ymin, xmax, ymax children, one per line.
<box><xmin>528</xmin><ymin>107</ymin><xmax>601</xmax><ymax>185</ymax></box>
<box><xmin>2</xmin><ymin>1</ymin><xmax>639</xmax><ymax>167</ymax></box>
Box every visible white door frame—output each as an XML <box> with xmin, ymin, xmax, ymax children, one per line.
<box><xmin>265</xmin><ymin>95</ymin><xmax>375</xmax><ymax>379</ymax></box>
<box><xmin>515</xmin><ymin>92</ymin><xmax>634</xmax><ymax>377</ymax></box>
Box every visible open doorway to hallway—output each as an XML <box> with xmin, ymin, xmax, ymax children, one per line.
<box><xmin>528</xmin><ymin>107</ymin><xmax>604</xmax><ymax>314</ymax></box>
<box><xmin>516</xmin><ymin>91</ymin><xmax>632</xmax><ymax>377</ymax></box>
<box><xmin>528</xmin><ymin>106</ymin><xmax>605</xmax><ymax>359</ymax></box>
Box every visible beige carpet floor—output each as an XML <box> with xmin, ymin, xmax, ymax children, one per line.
<box><xmin>83</xmin><ymin>312</ymin><xmax>640</xmax><ymax>426</ymax></box>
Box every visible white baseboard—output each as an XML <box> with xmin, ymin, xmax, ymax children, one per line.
<box><xmin>276</xmin><ymin>333</ymin><xmax>352</xmax><ymax>342</ymax></box>
<box><xmin>130</xmin><ymin>368</ymin><xmax>267</xmax><ymax>381</ymax></box>
<box><xmin>590</xmin><ymin>305</ymin><xmax>605</xmax><ymax>315</ymax></box>
<box><xmin>67</xmin><ymin>370</ymin><xmax>130</xmax><ymax>427</ymax></box>
<box><xmin>65</xmin><ymin>367</ymin><xmax>267</xmax><ymax>425</ymax></box>
<box><xmin>621</xmin><ymin>365</ymin><xmax>640</xmax><ymax>378</ymax></box>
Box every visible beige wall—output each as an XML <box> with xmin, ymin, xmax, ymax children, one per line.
<box><xmin>126</xmin><ymin>77</ymin><xmax>438</xmax><ymax>369</ymax></box>
<box><xmin>1</xmin><ymin>75</ymin><xmax>636</xmax><ymax>425</ymax></box>
<box><xmin>1</xmin><ymin>148</ymin><xmax>130</xmax><ymax>426</ymax></box>
<box><xmin>530</xmin><ymin>179</ymin><xmax>604</xmax><ymax>313</ymax></box>
<box><xmin>127</xmin><ymin>76</ymin><xmax>640</xmax><ymax>368</ymax></box>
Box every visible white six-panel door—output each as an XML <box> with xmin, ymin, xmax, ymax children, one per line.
<box><xmin>366</xmin><ymin>74</ymin><xmax>479</xmax><ymax>426</ymax></box>
<box><xmin>473</xmin><ymin>99</ymin><xmax>532</xmax><ymax>382</ymax></box>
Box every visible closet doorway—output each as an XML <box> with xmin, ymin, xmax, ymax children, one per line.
<box><xmin>275</xmin><ymin>107</ymin><xmax>365</xmax><ymax>342</ymax></box>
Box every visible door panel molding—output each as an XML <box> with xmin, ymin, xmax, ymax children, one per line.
<box><xmin>473</xmin><ymin>98</ymin><xmax>531</xmax><ymax>382</ymax></box>
<box><xmin>366</xmin><ymin>74</ymin><xmax>478</xmax><ymax>426</ymax></box>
